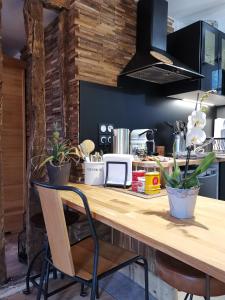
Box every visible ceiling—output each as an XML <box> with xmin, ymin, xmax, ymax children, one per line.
<box><xmin>168</xmin><ymin>0</ymin><xmax>225</xmax><ymax>31</ymax></box>
<box><xmin>2</xmin><ymin>0</ymin><xmax>57</xmax><ymax>57</ymax></box>
<box><xmin>2</xmin><ymin>0</ymin><xmax>225</xmax><ymax>57</ymax></box>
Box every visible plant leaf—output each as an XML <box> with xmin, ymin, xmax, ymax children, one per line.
<box><xmin>39</xmin><ymin>156</ymin><xmax>54</xmax><ymax>169</ymax></box>
<box><xmin>171</xmin><ymin>143</ymin><xmax>181</xmax><ymax>182</ymax></box>
<box><xmin>189</xmin><ymin>152</ymin><xmax>215</xmax><ymax>178</ymax></box>
<box><xmin>154</xmin><ymin>158</ymin><xmax>180</xmax><ymax>188</ymax></box>
<box><xmin>184</xmin><ymin>152</ymin><xmax>215</xmax><ymax>187</ymax></box>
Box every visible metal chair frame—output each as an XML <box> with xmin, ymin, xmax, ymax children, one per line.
<box><xmin>23</xmin><ymin>207</ymin><xmax>77</xmax><ymax>295</ymax></box>
<box><xmin>31</xmin><ymin>181</ymin><xmax>149</xmax><ymax>300</ymax></box>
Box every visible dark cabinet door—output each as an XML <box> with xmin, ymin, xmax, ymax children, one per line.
<box><xmin>219</xmin><ymin>162</ymin><xmax>225</xmax><ymax>200</ymax></box>
<box><xmin>201</xmin><ymin>22</ymin><xmax>220</xmax><ymax>92</ymax></box>
<box><xmin>218</xmin><ymin>32</ymin><xmax>225</xmax><ymax>95</ymax></box>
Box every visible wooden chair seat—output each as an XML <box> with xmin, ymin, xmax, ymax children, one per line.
<box><xmin>71</xmin><ymin>237</ymin><xmax>138</xmax><ymax>280</ymax></box>
<box><xmin>156</xmin><ymin>251</ymin><xmax>225</xmax><ymax>297</ymax></box>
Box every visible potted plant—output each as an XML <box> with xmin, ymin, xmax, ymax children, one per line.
<box><xmin>155</xmin><ymin>91</ymin><xmax>216</xmax><ymax>219</ymax></box>
<box><xmin>38</xmin><ymin>125</ymin><xmax>80</xmax><ymax>185</ymax></box>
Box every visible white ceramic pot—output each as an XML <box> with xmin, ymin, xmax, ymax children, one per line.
<box><xmin>166</xmin><ymin>186</ymin><xmax>200</xmax><ymax>219</ymax></box>
<box><xmin>84</xmin><ymin>162</ymin><xmax>104</xmax><ymax>185</ymax></box>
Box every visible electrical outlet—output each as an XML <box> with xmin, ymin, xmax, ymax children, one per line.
<box><xmin>99</xmin><ymin>123</ymin><xmax>107</xmax><ymax>134</ymax></box>
<box><xmin>99</xmin><ymin>135</ymin><xmax>108</xmax><ymax>145</ymax></box>
<box><xmin>98</xmin><ymin>123</ymin><xmax>114</xmax><ymax>146</ymax></box>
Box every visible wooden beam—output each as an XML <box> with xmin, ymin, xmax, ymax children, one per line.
<box><xmin>41</xmin><ymin>0</ymin><xmax>70</xmax><ymax>10</ymax></box>
<box><xmin>23</xmin><ymin>0</ymin><xmax>46</xmax><ymax>265</ymax></box>
<box><xmin>0</xmin><ymin>0</ymin><xmax>7</xmax><ymax>284</ymax></box>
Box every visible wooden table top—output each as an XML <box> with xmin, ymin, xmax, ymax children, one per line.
<box><xmin>61</xmin><ymin>183</ymin><xmax>225</xmax><ymax>283</ymax></box>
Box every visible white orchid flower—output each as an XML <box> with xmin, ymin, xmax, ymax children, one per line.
<box><xmin>186</xmin><ymin>127</ymin><xmax>206</xmax><ymax>146</ymax></box>
<box><xmin>187</xmin><ymin>115</ymin><xmax>193</xmax><ymax>131</ymax></box>
<box><xmin>191</xmin><ymin>110</ymin><xmax>206</xmax><ymax>129</ymax></box>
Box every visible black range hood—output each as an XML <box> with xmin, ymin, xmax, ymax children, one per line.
<box><xmin>120</xmin><ymin>0</ymin><xmax>204</xmax><ymax>84</ymax></box>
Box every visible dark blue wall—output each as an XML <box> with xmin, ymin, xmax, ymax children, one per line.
<box><xmin>80</xmin><ymin>81</ymin><xmax>216</xmax><ymax>154</ymax></box>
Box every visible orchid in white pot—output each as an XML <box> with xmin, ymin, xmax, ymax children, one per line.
<box><xmin>155</xmin><ymin>91</ymin><xmax>216</xmax><ymax>219</ymax></box>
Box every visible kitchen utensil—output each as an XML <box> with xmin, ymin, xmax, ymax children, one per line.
<box><xmin>113</xmin><ymin>128</ymin><xmax>130</xmax><ymax>154</ymax></box>
<box><xmin>156</xmin><ymin>146</ymin><xmax>165</xmax><ymax>156</ymax></box>
<box><xmin>77</xmin><ymin>145</ymin><xmax>86</xmax><ymax>160</ymax></box>
<box><xmin>90</xmin><ymin>152</ymin><xmax>103</xmax><ymax>162</ymax></box>
<box><xmin>80</xmin><ymin>139</ymin><xmax>95</xmax><ymax>160</ymax></box>
<box><xmin>166</xmin><ymin>121</ymin><xmax>187</xmax><ymax>156</ymax></box>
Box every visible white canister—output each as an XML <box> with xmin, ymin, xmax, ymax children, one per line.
<box><xmin>137</xmin><ymin>177</ymin><xmax>145</xmax><ymax>193</ymax></box>
<box><xmin>84</xmin><ymin>162</ymin><xmax>104</xmax><ymax>186</ymax></box>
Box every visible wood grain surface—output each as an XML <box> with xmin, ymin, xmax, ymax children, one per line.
<box><xmin>23</xmin><ymin>0</ymin><xmax>46</xmax><ymax>266</ymax></box>
<box><xmin>61</xmin><ymin>183</ymin><xmax>225</xmax><ymax>284</ymax></box>
<box><xmin>74</xmin><ymin>0</ymin><xmax>137</xmax><ymax>87</ymax></box>
<box><xmin>2</xmin><ymin>56</ymin><xmax>26</xmax><ymax>233</ymax></box>
<box><xmin>0</xmin><ymin>0</ymin><xmax>6</xmax><ymax>283</ymax></box>
<box><xmin>41</xmin><ymin>0</ymin><xmax>70</xmax><ymax>9</ymax></box>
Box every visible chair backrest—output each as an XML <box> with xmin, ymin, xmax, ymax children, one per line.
<box><xmin>36</xmin><ymin>185</ymin><xmax>75</xmax><ymax>276</ymax></box>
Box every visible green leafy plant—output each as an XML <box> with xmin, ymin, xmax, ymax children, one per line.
<box><xmin>39</xmin><ymin>124</ymin><xmax>79</xmax><ymax>168</ymax></box>
<box><xmin>155</xmin><ymin>149</ymin><xmax>215</xmax><ymax>189</ymax></box>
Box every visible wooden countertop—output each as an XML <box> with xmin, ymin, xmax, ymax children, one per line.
<box><xmin>61</xmin><ymin>183</ymin><xmax>225</xmax><ymax>283</ymax></box>
<box><xmin>133</xmin><ymin>157</ymin><xmax>225</xmax><ymax>168</ymax></box>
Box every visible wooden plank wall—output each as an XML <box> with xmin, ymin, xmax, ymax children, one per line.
<box><xmin>2</xmin><ymin>57</ymin><xmax>26</xmax><ymax>233</ymax></box>
<box><xmin>74</xmin><ymin>0</ymin><xmax>137</xmax><ymax>87</ymax></box>
<box><xmin>23</xmin><ymin>0</ymin><xmax>46</xmax><ymax>266</ymax></box>
<box><xmin>44</xmin><ymin>2</ymin><xmax>79</xmax><ymax>145</ymax></box>
<box><xmin>0</xmin><ymin>0</ymin><xmax>6</xmax><ymax>283</ymax></box>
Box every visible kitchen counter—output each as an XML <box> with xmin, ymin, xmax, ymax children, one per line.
<box><xmin>133</xmin><ymin>156</ymin><xmax>225</xmax><ymax>169</ymax></box>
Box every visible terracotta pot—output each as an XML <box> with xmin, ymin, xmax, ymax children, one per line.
<box><xmin>166</xmin><ymin>186</ymin><xmax>199</xmax><ymax>219</ymax></box>
<box><xmin>47</xmin><ymin>162</ymin><xmax>71</xmax><ymax>185</ymax></box>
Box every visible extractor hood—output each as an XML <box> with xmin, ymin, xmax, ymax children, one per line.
<box><xmin>119</xmin><ymin>0</ymin><xmax>204</xmax><ymax>85</ymax></box>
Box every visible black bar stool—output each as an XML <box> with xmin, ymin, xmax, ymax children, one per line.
<box><xmin>156</xmin><ymin>251</ymin><xmax>225</xmax><ymax>300</ymax></box>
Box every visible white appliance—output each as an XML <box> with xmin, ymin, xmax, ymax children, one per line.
<box><xmin>214</xmin><ymin>118</ymin><xmax>225</xmax><ymax>151</ymax></box>
<box><xmin>130</xmin><ymin>129</ymin><xmax>149</xmax><ymax>155</ymax></box>
<box><xmin>198</xmin><ymin>164</ymin><xmax>219</xmax><ymax>199</ymax></box>
<box><xmin>103</xmin><ymin>154</ymin><xmax>133</xmax><ymax>187</ymax></box>
<box><xmin>214</xmin><ymin>118</ymin><xmax>225</xmax><ymax>138</ymax></box>
<box><xmin>181</xmin><ymin>164</ymin><xmax>219</xmax><ymax>199</ymax></box>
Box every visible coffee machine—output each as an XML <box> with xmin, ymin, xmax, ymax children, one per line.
<box><xmin>130</xmin><ymin>129</ymin><xmax>157</xmax><ymax>156</ymax></box>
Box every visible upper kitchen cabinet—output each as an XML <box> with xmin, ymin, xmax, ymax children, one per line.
<box><xmin>166</xmin><ymin>21</ymin><xmax>225</xmax><ymax>106</ymax></box>
<box><xmin>202</xmin><ymin>22</ymin><xmax>220</xmax><ymax>92</ymax></box>
<box><xmin>219</xmin><ymin>31</ymin><xmax>225</xmax><ymax>95</ymax></box>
